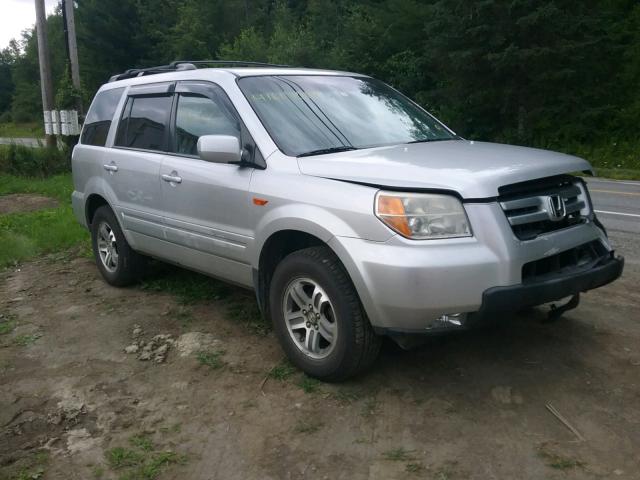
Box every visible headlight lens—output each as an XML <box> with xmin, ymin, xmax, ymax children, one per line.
<box><xmin>375</xmin><ymin>191</ymin><xmax>472</xmax><ymax>239</ymax></box>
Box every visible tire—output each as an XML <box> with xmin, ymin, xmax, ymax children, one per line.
<box><xmin>269</xmin><ymin>246</ymin><xmax>381</xmax><ymax>381</ymax></box>
<box><xmin>90</xmin><ymin>205</ymin><xmax>146</xmax><ymax>286</ymax></box>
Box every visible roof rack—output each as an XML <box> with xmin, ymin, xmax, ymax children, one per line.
<box><xmin>108</xmin><ymin>60</ymin><xmax>293</xmax><ymax>82</ymax></box>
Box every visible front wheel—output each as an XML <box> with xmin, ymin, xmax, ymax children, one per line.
<box><xmin>269</xmin><ymin>246</ymin><xmax>381</xmax><ymax>381</ymax></box>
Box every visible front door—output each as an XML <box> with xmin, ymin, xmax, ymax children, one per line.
<box><xmin>159</xmin><ymin>81</ymin><xmax>254</xmax><ymax>286</ymax></box>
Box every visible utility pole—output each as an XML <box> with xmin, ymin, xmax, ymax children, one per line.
<box><xmin>62</xmin><ymin>0</ymin><xmax>82</xmax><ymax>114</ymax></box>
<box><xmin>34</xmin><ymin>0</ymin><xmax>56</xmax><ymax>148</ymax></box>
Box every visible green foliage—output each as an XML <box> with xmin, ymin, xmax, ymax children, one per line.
<box><xmin>0</xmin><ymin>122</ymin><xmax>44</xmax><ymax>138</ymax></box>
<box><xmin>0</xmin><ymin>174</ymin><xmax>88</xmax><ymax>267</ymax></box>
<box><xmin>0</xmin><ymin>144</ymin><xmax>69</xmax><ymax>177</ymax></box>
<box><xmin>268</xmin><ymin>360</ymin><xmax>297</xmax><ymax>380</ymax></box>
<box><xmin>106</xmin><ymin>435</ymin><xmax>186</xmax><ymax>480</ymax></box>
<box><xmin>196</xmin><ymin>349</ymin><xmax>226</xmax><ymax>369</ymax></box>
<box><xmin>0</xmin><ymin>0</ymin><xmax>637</xmax><ymax>174</ymax></box>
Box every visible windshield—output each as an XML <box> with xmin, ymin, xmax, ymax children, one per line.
<box><xmin>238</xmin><ymin>75</ymin><xmax>456</xmax><ymax>157</ymax></box>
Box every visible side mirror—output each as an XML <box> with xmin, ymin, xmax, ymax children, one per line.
<box><xmin>197</xmin><ymin>135</ymin><xmax>241</xmax><ymax>164</ymax></box>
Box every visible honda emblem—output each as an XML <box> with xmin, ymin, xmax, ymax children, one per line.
<box><xmin>546</xmin><ymin>195</ymin><xmax>567</xmax><ymax>221</ymax></box>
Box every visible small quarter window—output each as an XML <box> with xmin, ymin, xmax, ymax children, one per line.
<box><xmin>115</xmin><ymin>95</ymin><xmax>172</xmax><ymax>151</ymax></box>
<box><xmin>81</xmin><ymin>87</ymin><xmax>124</xmax><ymax>146</ymax></box>
<box><xmin>174</xmin><ymin>94</ymin><xmax>240</xmax><ymax>156</ymax></box>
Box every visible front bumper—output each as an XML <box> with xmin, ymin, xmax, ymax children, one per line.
<box><xmin>329</xmin><ymin>203</ymin><xmax>622</xmax><ymax>333</ymax></box>
<box><xmin>468</xmin><ymin>253</ymin><xmax>624</xmax><ymax>325</ymax></box>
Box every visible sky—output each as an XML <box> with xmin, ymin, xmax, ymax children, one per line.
<box><xmin>1</xmin><ymin>0</ymin><xmax>58</xmax><ymax>50</ymax></box>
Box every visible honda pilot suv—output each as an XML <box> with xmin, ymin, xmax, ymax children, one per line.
<box><xmin>72</xmin><ymin>61</ymin><xmax>624</xmax><ymax>380</ymax></box>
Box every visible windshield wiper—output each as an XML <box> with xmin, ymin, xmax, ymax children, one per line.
<box><xmin>407</xmin><ymin>137</ymin><xmax>458</xmax><ymax>144</ymax></box>
<box><xmin>297</xmin><ymin>146</ymin><xmax>358</xmax><ymax>157</ymax></box>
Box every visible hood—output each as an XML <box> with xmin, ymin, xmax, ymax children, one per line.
<box><xmin>297</xmin><ymin>140</ymin><xmax>592</xmax><ymax>199</ymax></box>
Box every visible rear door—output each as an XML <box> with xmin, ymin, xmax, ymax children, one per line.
<box><xmin>158</xmin><ymin>81</ymin><xmax>255</xmax><ymax>285</ymax></box>
<box><xmin>109</xmin><ymin>82</ymin><xmax>174</xmax><ymax>244</ymax></box>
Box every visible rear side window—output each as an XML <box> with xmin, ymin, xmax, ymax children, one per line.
<box><xmin>115</xmin><ymin>95</ymin><xmax>172</xmax><ymax>151</ymax></box>
<box><xmin>81</xmin><ymin>87</ymin><xmax>124</xmax><ymax>146</ymax></box>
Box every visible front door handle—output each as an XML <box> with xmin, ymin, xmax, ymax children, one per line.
<box><xmin>161</xmin><ymin>172</ymin><xmax>182</xmax><ymax>184</ymax></box>
<box><xmin>103</xmin><ymin>163</ymin><xmax>118</xmax><ymax>173</ymax></box>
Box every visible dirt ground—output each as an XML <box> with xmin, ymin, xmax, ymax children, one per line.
<box><xmin>1</xmin><ymin>232</ymin><xmax>639</xmax><ymax>480</ymax></box>
<box><xmin>0</xmin><ymin>194</ymin><xmax>59</xmax><ymax>215</ymax></box>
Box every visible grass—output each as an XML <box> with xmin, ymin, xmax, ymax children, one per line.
<box><xmin>141</xmin><ymin>268</ymin><xmax>270</xmax><ymax>335</ymax></box>
<box><xmin>106</xmin><ymin>434</ymin><xmax>186</xmax><ymax>480</ymax></box>
<box><xmin>4</xmin><ymin>450</ymin><xmax>48</xmax><ymax>480</ymax></box>
<box><xmin>13</xmin><ymin>333</ymin><xmax>42</xmax><ymax>346</ymax></box>
<box><xmin>405</xmin><ymin>462</ymin><xmax>425</xmax><ymax>474</ymax></box>
<box><xmin>268</xmin><ymin>360</ymin><xmax>297</xmax><ymax>380</ymax></box>
<box><xmin>298</xmin><ymin>375</ymin><xmax>321</xmax><ymax>394</ymax></box>
<box><xmin>592</xmin><ymin>167</ymin><xmax>640</xmax><ymax>181</ymax></box>
<box><xmin>0</xmin><ymin>174</ymin><xmax>88</xmax><ymax>268</ymax></box>
<box><xmin>129</xmin><ymin>434</ymin><xmax>154</xmax><ymax>452</ymax></box>
<box><xmin>0</xmin><ymin>122</ymin><xmax>43</xmax><ymax>138</ymax></box>
<box><xmin>537</xmin><ymin>446</ymin><xmax>585</xmax><ymax>470</ymax></box>
<box><xmin>196</xmin><ymin>349</ymin><xmax>226</xmax><ymax>369</ymax></box>
<box><xmin>382</xmin><ymin>448</ymin><xmax>415</xmax><ymax>462</ymax></box>
<box><xmin>0</xmin><ymin>314</ymin><xmax>17</xmax><ymax>335</ymax></box>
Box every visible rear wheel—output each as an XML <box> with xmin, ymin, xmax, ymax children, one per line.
<box><xmin>90</xmin><ymin>206</ymin><xmax>146</xmax><ymax>286</ymax></box>
<box><xmin>269</xmin><ymin>246</ymin><xmax>381</xmax><ymax>381</ymax></box>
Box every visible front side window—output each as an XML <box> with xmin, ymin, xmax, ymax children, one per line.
<box><xmin>238</xmin><ymin>75</ymin><xmax>456</xmax><ymax>156</ymax></box>
<box><xmin>175</xmin><ymin>94</ymin><xmax>240</xmax><ymax>156</ymax></box>
<box><xmin>115</xmin><ymin>95</ymin><xmax>172</xmax><ymax>151</ymax></box>
<box><xmin>81</xmin><ymin>87</ymin><xmax>124</xmax><ymax>146</ymax></box>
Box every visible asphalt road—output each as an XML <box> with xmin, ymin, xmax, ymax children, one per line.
<box><xmin>0</xmin><ymin>137</ymin><xmax>42</xmax><ymax>147</ymax></box>
<box><xmin>586</xmin><ymin>177</ymin><xmax>640</xmax><ymax>268</ymax></box>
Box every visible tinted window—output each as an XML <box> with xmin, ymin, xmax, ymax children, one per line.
<box><xmin>115</xmin><ymin>95</ymin><xmax>172</xmax><ymax>151</ymax></box>
<box><xmin>81</xmin><ymin>87</ymin><xmax>124</xmax><ymax>146</ymax></box>
<box><xmin>175</xmin><ymin>94</ymin><xmax>240</xmax><ymax>156</ymax></box>
<box><xmin>238</xmin><ymin>75</ymin><xmax>455</xmax><ymax>156</ymax></box>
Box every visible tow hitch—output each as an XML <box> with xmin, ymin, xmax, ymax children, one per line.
<box><xmin>545</xmin><ymin>293</ymin><xmax>580</xmax><ymax>323</ymax></box>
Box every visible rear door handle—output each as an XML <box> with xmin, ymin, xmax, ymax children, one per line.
<box><xmin>161</xmin><ymin>173</ymin><xmax>182</xmax><ymax>184</ymax></box>
<box><xmin>103</xmin><ymin>163</ymin><xmax>118</xmax><ymax>172</ymax></box>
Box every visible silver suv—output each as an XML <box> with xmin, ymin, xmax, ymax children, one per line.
<box><xmin>72</xmin><ymin>61</ymin><xmax>624</xmax><ymax>380</ymax></box>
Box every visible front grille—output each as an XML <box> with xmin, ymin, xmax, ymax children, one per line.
<box><xmin>521</xmin><ymin>240</ymin><xmax>608</xmax><ymax>283</ymax></box>
<box><xmin>498</xmin><ymin>175</ymin><xmax>590</xmax><ymax>240</ymax></box>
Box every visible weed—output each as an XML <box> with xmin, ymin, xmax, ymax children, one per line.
<box><xmin>106</xmin><ymin>435</ymin><xmax>186</xmax><ymax>480</ymax></box>
<box><xmin>0</xmin><ymin>144</ymin><xmax>68</xmax><ymax>177</ymax></box>
<box><xmin>197</xmin><ymin>349</ymin><xmax>226</xmax><ymax>369</ymax></box>
<box><xmin>298</xmin><ymin>375</ymin><xmax>321</xmax><ymax>394</ymax></box>
<box><xmin>0</xmin><ymin>174</ymin><xmax>88</xmax><ymax>267</ymax></box>
<box><xmin>107</xmin><ymin>447</ymin><xmax>144</xmax><ymax>469</ymax></box>
<box><xmin>538</xmin><ymin>447</ymin><xmax>585</xmax><ymax>470</ymax></box>
<box><xmin>9</xmin><ymin>451</ymin><xmax>49</xmax><ymax>480</ymax></box>
<box><xmin>382</xmin><ymin>448</ymin><xmax>415</xmax><ymax>461</ymax></box>
<box><xmin>294</xmin><ymin>419</ymin><xmax>323</xmax><ymax>434</ymax></box>
<box><xmin>92</xmin><ymin>465</ymin><xmax>104</xmax><ymax>478</ymax></box>
<box><xmin>129</xmin><ymin>434</ymin><xmax>154</xmax><ymax>452</ymax></box>
<box><xmin>0</xmin><ymin>122</ymin><xmax>44</xmax><ymax>138</ymax></box>
<box><xmin>405</xmin><ymin>462</ymin><xmax>424</xmax><ymax>474</ymax></box>
<box><xmin>141</xmin><ymin>269</ymin><xmax>229</xmax><ymax>305</ymax></box>
<box><xmin>0</xmin><ymin>314</ymin><xmax>17</xmax><ymax>335</ymax></box>
<box><xmin>268</xmin><ymin>361</ymin><xmax>296</xmax><ymax>381</ymax></box>
<box><xmin>226</xmin><ymin>297</ymin><xmax>270</xmax><ymax>335</ymax></box>
<box><xmin>13</xmin><ymin>332</ymin><xmax>42</xmax><ymax>346</ymax></box>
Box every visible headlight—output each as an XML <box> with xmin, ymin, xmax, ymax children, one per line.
<box><xmin>375</xmin><ymin>191</ymin><xmax>472</xmax><ymax>239</ymax></box>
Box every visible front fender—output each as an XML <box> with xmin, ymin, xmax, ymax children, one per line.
<box><xmin>251</xmin><ymin>203</ymin><xmax>364</xmax><ymax>266</ymax></box>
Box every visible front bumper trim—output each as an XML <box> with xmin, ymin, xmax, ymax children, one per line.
<box><xmin>468</xmin><ymin>253</ymin><xmax>624</xmax><ymax>323</ymax></box>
